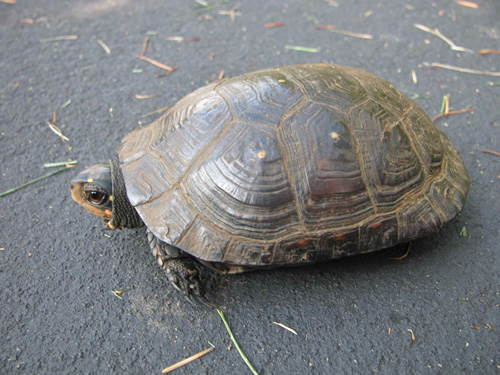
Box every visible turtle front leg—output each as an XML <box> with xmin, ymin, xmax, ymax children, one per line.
<box><xmin>147</xmin><ymin>230</ymin><xmax>214</xmax><ymax>308</ymax></box>
<box><xmin>162</xmin><ymin>258</ymin><xmax>213</xmax><ymax>307</ymax></box>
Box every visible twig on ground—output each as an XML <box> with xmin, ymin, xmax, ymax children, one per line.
<box><xmin>408</xmin><ymin>329</ymin><xmax>416</xmax><ymax>344</ymax></box>
<box><xmin>138</xmin><ymin>37</ymin><xmax>176</xmax><ymax>75</ymax></box>
<box><xmin>389</xmin><ymin>243</ymin><xmax>411</xmax><ymax>260</ymax></box>
<box><xmin>285</xmin><ymin>45</ymin><xmax>320</xmax><ymax>53</ymax></box>
<box><xmin>431</xmin><ymin>108</ymin><xmax>474</xmax><ymax>122</ymax></box>
<box><xmin>161</xmin><ymin>345</ymin><xmax>214</xmax><ymax>374</ymax></box>
<box><xmin>327</xmin><ymin>28</ymin><xmax>373</xmax><ymax>39</ymax></box>
<box><xmin>414</xmin><ymin>24</ymin><xmax>473</xmax><ymax>53</ymax></box>
<box><xmin>60</xmin><ymin>99</ymin><xmax>72</xmax><ymax>109</ymax></box>
<box><xmin>423</xmin><ymin>62</ymin><xmax>500</xmax><ymax>77</ymax></box>
<box><xmin>140</xmin><ymin>37</ymin><xmax>149</xmax><ymax>57</ymax></box>
<box><xmin>411</xmin><ymin>69</ymin><xmax>418</xmax><ymax>84</ymax></box>
<box><xmin>314</xmin><ymin>24</ymin><xmax>373</xmax><ymax>39</ymax></box>
<box><xmin>273</xmin><ymin>322</ymin><xmax>298</xmax><ymax>335</ymax></box>
<box><xmin>480</xmin><ymin>149</ymin><xmax>500</xmax><ymax>157</ymax></box>
<box><xmin>176</xmin><ymin>0</ymin><xmax>229</xmax><ymax>22</ymax></box>
<box><xmin>47</xmin><ymin>112</ymin><xmax>70</xmax><ymax>142</ymax></box>
<box><xmin>477</xmin><ymin>49</ymin><xmax>500</xmax><ymax>56</ymax></box>
<box><xmin>219</xmin><ymin>3</ymin><xmax>241</xmax><ymax>23</ymax></box>
<box><xmin>97</xmin><ymin>39</ymin><xmax>111</xmax><ymax>54</ymax></box>
<box><xmin>264</xmin><ymin>22</ymin><xmax>284</xmax><ymax>28</ymax></box>
<box><xmin>40</xmin><ymin>35</ymin><xmax>78</xmax><ymax>43</ymax></box>
<box><xmin>139</xmin><ymin>55</ymin><xmax>176</xmax><ymax>74</ymax></box>
<box><xmin>455</xmin><ymin>0</ymin><xmax>479</xmax><ymax>8</ymax></box>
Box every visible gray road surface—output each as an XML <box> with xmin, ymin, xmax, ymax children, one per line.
<box><xmin>1</xmin><ymin>1</ymin><xmax>499</xmax><ymax>374</ymax></box>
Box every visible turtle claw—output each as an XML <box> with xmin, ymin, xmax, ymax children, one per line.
<box><xmin>163</xmin><ymin>258</ymin><xmax>214</xmax><ymax>308</ymax></box>
<box><xmin>187</xmin><ymin>293</ymin><xmax>216</xmax><ymax>309</ymax></box>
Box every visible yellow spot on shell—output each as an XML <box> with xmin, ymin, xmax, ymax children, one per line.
<box><xmin>87</xmin><ymin>178</ymin><xmax>94</xmax><ymax>183</ymax></box>
<box><xmin>330</xmin><ymin>132</ymin><xmax>340</xmax><ymax>141</ymax></box>
<box><xmin>109</xmin><ymin>195</ymin><xmax>113</xmax><ymax>201</ymax></box>
<box><xmin>258</xmin><ymin>150</ymin><xmax>267</xmax><ymax>159</ymax></box>
<box><xmin>108</xmin><ymin>222</ymin><xmax>115</xmax><ymax>229</ymax></box>
<box><xmin>104</xmin><ymin>209</ymin><xmax>112</xmax><ymax>216</ymax></box>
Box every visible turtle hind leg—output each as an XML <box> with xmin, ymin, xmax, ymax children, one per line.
<box><xmin>147</xmin><ymin>230</ymin><xmax>214</xmax><ymax>308</ymax></box>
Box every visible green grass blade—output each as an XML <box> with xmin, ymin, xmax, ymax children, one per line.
<box><xmin>0</xmin><ymin>166</ymin><xmax>73</xmax><ymax>197</ymax></box>
<box><xmin>217</xmin><ymin>308</ymin><xmax>259</xmax><ymax>375</ymax></box>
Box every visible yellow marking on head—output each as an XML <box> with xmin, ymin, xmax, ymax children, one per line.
<box><xmin>278</xmin><ymin>79</ymin><xmax>286</xmax><ymax>83</ymax></box>
<box><xmin>257</xmin><ymin>150</ymin><xmax>267</xmax><ymax>159</ymax></box>
<box><xmin>109</xmin><ymin>195</ymin><xmax>113</xmax><ymax>201</ymax></box>
<box><xmin>87</xmin><ymin>178</ymin><xmax>94</xmax><ymax>183</ymax></box>
<box><xmin>330</xmin><ymin>132</ymin><xmax>340</xmax><ymax>141</ymax></box>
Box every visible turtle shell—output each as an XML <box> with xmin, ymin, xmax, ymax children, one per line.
<box><xmin>117</xmin><ymin>64</ymin><xmax>470</xmax><ymax>267</ymax></box>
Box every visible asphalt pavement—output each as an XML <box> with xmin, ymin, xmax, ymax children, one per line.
<box><xmin>1</xmin><ymin>0</ymin><xmax>499</xmax><ymax>374</ymax></box>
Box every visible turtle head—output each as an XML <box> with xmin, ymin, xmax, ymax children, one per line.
<box><xmin>70</xmin><ymin>160</ymin><xmax>143</xmax><ymax>229</ymax></box>
<box><xmin>70</xmin><ymin>163</ymin><xmax>113</xmax><ymax>222</ymax></box>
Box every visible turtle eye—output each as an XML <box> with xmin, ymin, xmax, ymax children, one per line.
<box><xmin>88</xmin><ymin>191</ymin><xmax>108</xmax><ymax>205</ymax></box>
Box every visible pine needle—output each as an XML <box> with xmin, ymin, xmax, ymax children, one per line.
<box><xmin>414</xmin><ymin>24</ymin><xmax>473</xmax><ymax>53</ymax></box>
<box><xmin>40</xmin><ymin>35</ymin><xmax>78</xmax><ymax>43</ymax></box>
<box><xmin>0</xmin><ymin>166</ymin><xmax>74</xmax><ymax>197</ymax></box>
<box><xmin>217</xmin><ymin>309</ymin><xmax>259</xmax><ymax>375</ymax></box>
<box><xmin>285</xmin><ymin>45</ymin><xmax>320</xmax><ymax>53</ymax></box>
<box><xmin>273</xmin><ymin>321</ymin><xmax>298</xmax><ymax>335</ymax></box>
<box><xmin>423</xmin><ymin>62</ymin><xmax>500</xmax><ymax>76</ymax></box>
<box><xmin>161</xmin><ymin>346</ymin><xmax>214</xmax><ymax>374</ymax></box>
<box><xmin>43</xmin><ymin>160</ymin><xmax>78</xmax><ymax>168</ymax></box>
<box><xmin>97</xmin><ymin>39</ymin><xmax>111</xmax><ymax>54</ymax></box>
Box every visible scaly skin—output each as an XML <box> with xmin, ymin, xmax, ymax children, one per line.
<box><xmin>147</xmin><ymin>229</ymin><xmax>214</xmax><ymax>307</ymax></box>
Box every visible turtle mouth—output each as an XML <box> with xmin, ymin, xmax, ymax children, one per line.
<box><xmin>70</xmin><ymin>182</ymin><xmax>113</xmax><ymax>221</ymax></box>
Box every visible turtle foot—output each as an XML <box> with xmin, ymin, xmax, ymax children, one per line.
<box><xmin>162</xmin><ymin>258</ymin><xmax>215</xmax><ymax>308</ymax></box>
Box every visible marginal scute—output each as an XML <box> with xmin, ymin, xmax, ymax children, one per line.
<box><xmin>274</xmin><ymin>236</ymin><xmax>320</xmax><ymax>264</ymax></box>
<box><xmin>221</xmin><ymin>240</ymin><xmax>274</xmax><ymax>265</ymax></box>
<box><xmin>176</xmin><ymin>217</ymin><xmax>229</xmax><ymax>262</ymax></box>
<box><xmin>397</xmin><ymin>197</ymin><xmax>442</xmax><ymax>242</ymax></box>
<box><xmin>117</xmin><ymin>64</ymin><xmax>470</xmax><ymax>267</ymax></box>
<box><xmin>439</xmin><ymin>134</ymin><xmax>470</xmax><ymax>202</ymax></box>
<box><xmin>423</xmin><ymin>136</ymin><xmax>470</xmax><ymax>225</ymax></box>
<box><xmin>359</xmin><ymin>215</ymin><xmax>399</xmax><ymax>252</ymax></box>
<box><xmin>319</xmin><ymin>227</ymin><xmax>360</xmax><ymax>259</ymax></box>
<box><xmin>134</xmin><ymin>189</ymin><xmax>196</xmax><ymax>245</ymax></box>
<box><xmin>403</xmin><ymin>105</ymin><xmax>444</xmax><ymax>175</ymax></box>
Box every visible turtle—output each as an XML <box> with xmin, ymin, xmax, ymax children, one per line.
<box><xmin>70</xmin><ymin>64</ymin><xmax>470</xmax><ymax>306</ymax></box>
